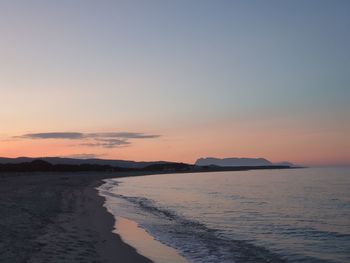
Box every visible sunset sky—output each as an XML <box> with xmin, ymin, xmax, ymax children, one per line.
<box><xmin>1</xmin><ymin>1</ymin><xmax>349</xmax><ymax>166</ymax></box>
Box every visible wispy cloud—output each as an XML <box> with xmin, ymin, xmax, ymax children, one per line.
<box><xmin>81</xmin><ymin>138</ymin><xmax>131</xmax><ymax>148</ymax></box>
<box><xmin>60</xmin><ymin>153</ymin><xmax>103</xmax><ymax>159</ymax></box>
<box><xmin>87</xmin><ymin>132</ymin><xmax>160</xmax><ymax>139</ymax></box>
<box><xmin>15</xmin><ymin>132</ymin><xmax>160</xmax><ymax>148</ymax></box>
<box><xmin>18</xmin><ymin>132</ymin><xmax>84</xmax><ymax>139</ymax></box>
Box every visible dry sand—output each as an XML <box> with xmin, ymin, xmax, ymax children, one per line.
<box><xmin>0</xmin><ymin>172</ymin><xmax>152</xmax><ymax>263</ymax></box>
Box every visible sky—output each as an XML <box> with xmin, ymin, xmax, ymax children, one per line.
<box><xmin>0</xmin><ymin>0</ymin><xmax>349</xmax><ymax>166</ymax></box>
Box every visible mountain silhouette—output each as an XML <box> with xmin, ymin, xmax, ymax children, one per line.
<box><xmin>0</xmin><ymin>157</ymin><xmax>169</xmax><ymax>169</ymax></box>
<box><xmin>195</xmin><ymin>157</ymin><xmax>294</xmax><ymax>167</ymax></box>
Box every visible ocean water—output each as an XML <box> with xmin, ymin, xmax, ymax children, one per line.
<box><xmin>98</xmin><ymin>168</ymin><xmax>350</xmax><ymax>263</ymax></box>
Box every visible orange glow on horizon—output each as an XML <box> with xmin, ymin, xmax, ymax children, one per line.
<box><xmin>1</xmin><ymin>120</ymin><xmax>349</xmax><ymax>167</ymax></box>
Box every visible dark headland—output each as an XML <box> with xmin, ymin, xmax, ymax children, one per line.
<box><xmin>0</xmin><ymin>156</ymin><xmax>293</xmax><ymax>173</ymax></box>
<box><xmin>0</xmin><ymin>157</ymin><xmax>295</xmax><ymax>262</ymax></box>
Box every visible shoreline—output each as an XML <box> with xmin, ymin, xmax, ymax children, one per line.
<box><xmin>0</xmin><ymin>172</ymin><xmax>152</xmax><ymax>263</ymax></box>
<box><xmin>90</xmin><ymin>178</ymin><xmax>153</xmax><ymax>263</ymax></box>
<box><xmin>0</xmin><ymin>167</ymin><xmax>300</xmax><ymax>262</ymax></box>
<box><xmin>114</xmin><ymin>217</ymin><xmax>188</xmax><ymax>263</ymax></box>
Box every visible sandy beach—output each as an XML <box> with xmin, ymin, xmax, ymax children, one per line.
<box><xmin>0</xmin><ymin>172</ymin><xmax>152</xmax><ymax>263</ymax></box>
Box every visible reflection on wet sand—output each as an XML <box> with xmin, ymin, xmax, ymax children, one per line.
<box><xmin>116</xmin><ymin>217</ymin><xmax>188</xmax><ymax>263</ymax></box>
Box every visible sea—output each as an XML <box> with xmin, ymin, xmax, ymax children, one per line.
<box><xmin>98</xmin><ymin>167</ymin><xmax>350</xmax><ymax>263</ymax></box>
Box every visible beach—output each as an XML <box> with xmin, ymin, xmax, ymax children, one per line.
<box><xmin>0</xmin><ymin>172</ymin><xmax>152</xmax><ymax>263</ymax></box>
<box><xmin>100</xmin><ymin>168</ymin><xmax>350</xmax><ymax>263</ymax></box>
<box><xmin>0</xmin><ymin>167</ymin><xmax>291</xmax><ymax>263</ymax></box>
<box><xmin>2</xmin><ymin>168</ymin><xmax>349</xmax><ymax>263</ymax></box>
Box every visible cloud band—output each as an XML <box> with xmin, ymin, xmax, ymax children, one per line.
<box><xmin>16</xmin><ymin>132</ymin><xmax>160</xmax><ymax>148</ymax></box>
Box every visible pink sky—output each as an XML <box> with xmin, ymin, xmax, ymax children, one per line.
<box><xmin>1</xmin><ymin>118</ymin><xmax>349</xmax><ymax>166</ymax></box>
<box><xmin>1</xmin><ymin>1</ymin><xmax>349</xmax><ymax>166</ymax></box>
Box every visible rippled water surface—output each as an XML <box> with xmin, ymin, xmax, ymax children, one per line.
<box><xmin>99</xmin><ymin>168</ymin><xmax>350</xmax><ymax>263</ymax></box>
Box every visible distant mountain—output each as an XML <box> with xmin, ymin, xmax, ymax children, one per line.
<box><xmin>195</xmin><ymin>157</ymin><xmax>294</xmax><ymax>167</ymax></box>
<box><xmin>0</xmin><ymin>156</ymin><xmax>295</xmax><ymax>173</ymax></box>
<box><xmin>0</xmin><ymin>159</ymin><xmax>194</xmax><ymax>173</ymax></box>
<box><xmin>0</xmin><ymin>157</ymin><xmax>295</xmax><ymax>173</ymax></box>
<box><xmin>274</xmin><ymin>161</ymin><xmax>295</xmax><ymax>167</ymax></box>
<box><xmin>0</xmin><ymin>157</ymin><xmax>169</xmax><ymax>169</ymax></box>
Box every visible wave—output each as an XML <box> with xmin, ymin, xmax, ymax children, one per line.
<box><xmin>98</xmin><ymin>169</ymin><xmax>350</xmax><ymax>263</ymax></box>
<box><xmin>99</xmin><ymin>179</ymin><xmax>289</xmax><ymax>263</ymax></box>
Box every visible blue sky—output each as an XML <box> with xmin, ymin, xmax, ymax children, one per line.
<box><xmin>1</xmin><ymin>1</ymin><xmax>349</xmax><ymax>165</ymax></box>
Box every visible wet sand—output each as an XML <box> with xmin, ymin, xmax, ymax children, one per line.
<box><xmin>115</xmin><ymin>217</ymin><xmax>188</xmax><ymax>263</ymax></box>
<box><xmin>0</xmin><ymin>172</ymin><xmax>152</xmax><ymax>263</ymax></box>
